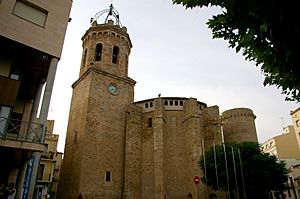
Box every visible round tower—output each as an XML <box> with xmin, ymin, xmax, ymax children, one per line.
<box><xmin>221</xmin><ymin>108</ymin><xmax>258</xmax><ymax>143</ymax></box>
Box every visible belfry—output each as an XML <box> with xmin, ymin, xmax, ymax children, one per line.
<box><xmin>58</xmin><ymin>4</ymin><xmax>135</xmax><ymax>199</ymax></box>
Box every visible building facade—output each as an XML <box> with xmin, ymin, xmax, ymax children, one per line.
<box><xmin>261</xmin><ymin>107</ymin><xmax>300</xmax><ymax>199</ymax></box>
<box><xmin>36</xmin><ymin>120</ymin><xmax>63</xmax><ymax>199</ymax></box>
<box><xmin>58</xmin><ymin>6</ymin><xmax>258</xmax><ymax>199</ymax></box>
<box><xmin>0</xmin><ymin>0</ymin><xmax>72</xmax><ymax>198</ymax></box>
<box><xmin>261</xmin><ymin>107</ymin><xmax>300</xmax><ymax>159</ymax></box>
<box><xmin>291</xmin><ymin>107</ymin><xmax>300</xmax><ymax>151</ymax></box>
<box><xmin>261</xmin><ymin>126</ymin><xmax>300</xmax><ymax>159</ymax></box>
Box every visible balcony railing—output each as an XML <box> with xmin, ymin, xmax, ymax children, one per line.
<box><xmin>0</xmin><ymin>117</ymin><xmax>44</xmax><ymax>144</ymax></box>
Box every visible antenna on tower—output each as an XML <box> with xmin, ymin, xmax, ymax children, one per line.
<box><xmin>90</xmin><ymin>4</ymin><xmax>122</xmax><ymax>27</ymax></box>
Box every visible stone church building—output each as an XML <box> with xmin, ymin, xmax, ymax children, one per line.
<box><xmin>58</xmin><ymin>5</ymin><xmax>257</xmax><ymax>199</ymax></box>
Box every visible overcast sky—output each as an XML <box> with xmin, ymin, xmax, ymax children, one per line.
<box><xmin>48</xmin><ymin>0</ymin><xmax>298</xmax><ymax>152</ymax></box>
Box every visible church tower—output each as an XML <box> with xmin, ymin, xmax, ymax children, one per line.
<box><xmin>59</xmin><ymin>5</ymin><xmax>135</xmax><ymax>199</ymax></box>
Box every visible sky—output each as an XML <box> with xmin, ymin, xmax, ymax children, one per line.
<box><xmin>48</xmin><ymin>0</ymin><xmax>299</xmax><ymax>152</ymax></box>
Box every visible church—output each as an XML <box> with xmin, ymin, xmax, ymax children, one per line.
<box><xmin>58</xmin><ymin>5</ymin><xmax>258</xmax><ymax>199</ymax></box>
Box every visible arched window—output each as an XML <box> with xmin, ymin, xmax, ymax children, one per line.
<box><xmin>95</xmin><ymin>43</ymin><xmax>102</xmax><ymax>61</ymax></box>
<box><xmin>112</xmin><ymin>46</ymin><xmax>119</xmax><ymax>64</ymax></box>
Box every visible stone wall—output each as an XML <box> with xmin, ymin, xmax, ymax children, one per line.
<box><xmin>58</xmin><ymin>72</ymin><xmax>92</xmax><ymax>199</ymax></box>
<box><xmin>125</xmin><ymin>98</ymin><xmax>224</xmax><ymax>199</ymax></box>
<box><xmin>123</xmin><ymin>105</ymin><xmax>143</xmax><ymax>198</ymax></box>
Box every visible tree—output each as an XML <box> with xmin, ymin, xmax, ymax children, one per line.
<box><xmin>172</xmin><ymin>0</ymin><xmax>300</xmax><ymax>102</ymax></box>
<box><xmin>199</xmin><ymin>142</ymin><xmax>288</xmax><ymax>199</ymax></box>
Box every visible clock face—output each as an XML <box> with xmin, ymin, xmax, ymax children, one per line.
<box><xmin>108</xmin><ymin>84</ymin><xmax>117</xmax><ymax>94</ymax></box>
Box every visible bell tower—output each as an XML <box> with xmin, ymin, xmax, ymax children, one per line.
<box><xmin>59</xmin><ymin>5</ymin><xmax>135</xmax><ymax>199</ymax></box>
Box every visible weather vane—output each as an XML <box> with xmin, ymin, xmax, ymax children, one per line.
<box><xmin>90</xmin><ymin>4</ymin><xmax>122</xmax><ymax>27</ymax></box>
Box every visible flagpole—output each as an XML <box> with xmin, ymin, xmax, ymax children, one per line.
<box><xmin>221</xmin><ymin>126</ymin><xmax>230</xmax><ymax>199</ymax></box>
<box><xmin>202</xmin><ymin>139</ymin><xmax>208</xmax><ymax>198</ymax></box>
<box><xmin>213</xmin><ymin>141</ymin><xmax>219</xmax><ymax>190</ymax></box>
<box><xmin>231</xmin><ymin>146</ymin><xmax>240</xmax><ymax>199</ymax></box>
<box><xmin>238</xmin><ymin>148</ymin><xmax>247</xmax><ymax>199</ymax></box>
<box><xmin>223</xmin><ymin>143</ymin><xmax>231</xmax><ymax>199</ymax></box>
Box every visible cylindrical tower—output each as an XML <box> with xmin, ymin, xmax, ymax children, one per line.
<box><xmin>221</xmin><ymin>108</ymin><xmax>258</xmax><ymax>143</ymax></box>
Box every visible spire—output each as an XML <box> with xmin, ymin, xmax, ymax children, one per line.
<box><xmin>90</xmin><ymin>4</ymin><xmax>122</xmax><ymax>27</ymax></box>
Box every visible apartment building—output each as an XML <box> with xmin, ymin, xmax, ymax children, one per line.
<box><xmin>0</xmin><ymin>0</ymin><xmax>72</xmax><ymax>198</ymax></box>
<box><xmin>261</xmin><ymin>107</ymin><xmax>300</xmax><ymax>199</ymax></box>
<box><xmin>261</xmin><ymin>107</ymin><xmax>300</xmax><ymax>159</ymax></box>
<box><xmin>261</xmin><ymin>125</ymin><xmax>300</xmax><ymax>159</ymax></box>
<box><xmin>36</xmin><ymin>120</ymin><xmax>63</xmax><ymax>199</ymax></box>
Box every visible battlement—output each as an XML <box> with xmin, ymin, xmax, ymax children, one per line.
<box><xmin>221</xmin><ymin>108</ymin><xmax>256</xmax><ymax>120</ymax></box>
<box><xmin>221</xmin><ymin>108</ymin><xmax>258</xmax><ymax>143</ymax></box>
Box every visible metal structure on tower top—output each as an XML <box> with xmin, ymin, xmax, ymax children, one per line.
<box><xmin>90</xmin><ymin>4</ymin><xmax>122</xmax><ymax>27</ymax></box>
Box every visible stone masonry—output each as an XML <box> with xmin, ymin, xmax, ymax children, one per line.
<box><xmin>58</xmin><ymin>16</ymin><xmax>258</xmax><ymax>199</ymax></box>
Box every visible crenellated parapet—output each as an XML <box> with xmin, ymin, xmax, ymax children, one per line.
<box><xmin>221</xmin><ymin>108</ymin><xmax>256</xmax><ymax>120</ymax></box>
<box><xmin>221</xmin><ymin>108</ymin><xmax>258</xmax><ymax>143</ymax></box>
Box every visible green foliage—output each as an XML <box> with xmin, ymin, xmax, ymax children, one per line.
<box><xmin>199</xmin><ymin>142</ymin><xmax>288</xmax><ymax>199</ymax></box>
<box><xmin>172</xmin><ymin>0</ymin><xmax>300</xmax><ymax>102</ymax></box>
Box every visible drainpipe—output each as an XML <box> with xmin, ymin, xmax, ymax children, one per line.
<box><xmin>27</xmin><ymin>57</ymin><xmax>59</xmax><ymax>199</ymax></box>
